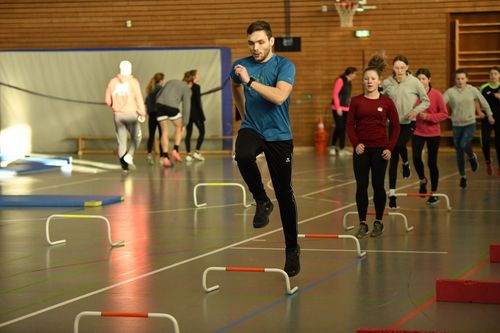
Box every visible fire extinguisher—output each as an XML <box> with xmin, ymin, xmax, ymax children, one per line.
<box><xmin>314</xmin><ymin>117</ymin><xmax>329</xmax><ymax>153</ymax></box>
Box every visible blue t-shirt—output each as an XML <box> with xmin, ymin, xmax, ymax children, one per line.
<box><xmin>230</xmin><ymin>54</ymin><xmax>295</xmax><ymax>141</ymax></box>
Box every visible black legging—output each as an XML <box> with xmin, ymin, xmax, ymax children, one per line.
<box><xmin>147</xmin><ymin>113</ymin><xmax>162</xmax><ymax>154</ymax></box>
<box><xmin>388</xmin><ymin>122</ymin><xmax>415</xmax><ymax>189</ymax></box>
<box><xmin>235</xmin><ymin>128</ymin><xmax>298</xmax><ymax>249</ymax></box>
<box><xmin>412</xmin><ymin>135</ymin><xmax>440</xmax><ymax>192</ymax></box>
<box><xmin>353</xmin><ymin>147</ymin><xmax>388</xmax><ymax>222</ymax></box>
<box><xmin>331</xmin><ymin>110</ymin><xmax>347</xmax><ymax>149</ymax></box>
<box><xmin>185</xmin><ymin>119</ymin><xmax>205</xmax><ymax>153</ymax></box>
<box><xmin>481</xmin><ymin>117</ymin><xmax>500</xmax><ymax>166</ymax></box>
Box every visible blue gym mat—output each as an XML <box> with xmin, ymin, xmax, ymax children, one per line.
<box><xmin>0</xmin><ymin>155</ymin><xmax>72</xmax><ymax>175</ymax></box>
<box><xmin>0</xmin><ymin>195</ymin><xmax>124</xmax><ymax>207</ymax></box>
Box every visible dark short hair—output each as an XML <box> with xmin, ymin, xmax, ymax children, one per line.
<box><xmin>415</xmin><ymin>68</ymin><xmax>432</xmax><ymax>88</ymax></box>
<box><xmin>247</xmin><ymin>20</ymin><xmax>273</xmax><ymax>39</ymax></box>
<box><xmin>343</xmin><ymin>67</ymin><xmax>357</xmax><ymax>76</ymax></box>
<box><xmin>393</xmin><ymin>55</ymin><xmax>409</xmax><ymax>65</ymax></box>
<box><xmin>456</xmin><ymin>68</ymin><xmax>468</xmax><ymax>77</ymax></box>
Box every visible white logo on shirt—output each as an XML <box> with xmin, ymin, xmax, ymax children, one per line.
<box><xmin>377</xmin><ymin>107</ymin><xmax>383</xmax><ymax>112</ymax></box>
<box><xmin>286</xmin><ymin>157</ymin><xmax>291</xmax><ymax>163</ymax></box>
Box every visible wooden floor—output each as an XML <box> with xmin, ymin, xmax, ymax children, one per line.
<box><xmin>0</xmin><ymin>149</ymin><xmax>499</xmax><ymax>333</ymax></box>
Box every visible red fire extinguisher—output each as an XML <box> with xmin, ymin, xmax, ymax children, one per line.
<box><xmin>314</xmin><ymin>117</ymin><xmax>329</xmax><ymax>153</ymax></box>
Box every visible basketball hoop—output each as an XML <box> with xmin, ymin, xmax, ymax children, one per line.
<box><xmin>335</xmin><ymin>1</ymin><xmax>359</xmax><ymax>28</ymax></box>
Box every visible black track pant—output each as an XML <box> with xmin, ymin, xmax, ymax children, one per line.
<box><xmin>388</xmin><ymin>122</ymin><xmax>415</xmax><ymax>189</ymax></box>
<box><xmin>412</xmin><ymin>135</ymin><xmax>440</xmax><ymax>192</ymax></box>
<box><xmin>147</xmin><ymin>113</ymin><xmax>163</xmax><ymax>154</ymax></box>
<box><xmin>331</xmin><ymin>110</ymin><xmax>347</xmax><ymax>149</ymax></box>
<box><xmin>481</xmin><ymin>117</ymin><xmax>500</xmax><ymax>166</ymax></box>
<box><xmin>185</xmin><ymin>119</ymin><xmax>205</xmax><ymax>152</ymax></box>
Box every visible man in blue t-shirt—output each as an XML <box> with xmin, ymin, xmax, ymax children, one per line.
<box><xmin>230</xmin><ymin>20</ymin><xmax>299</xmax><ymax>277</ymax></box>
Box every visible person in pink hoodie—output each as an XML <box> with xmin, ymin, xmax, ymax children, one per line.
<box><xmin>105</xmin><ymin>60</ymin><xmax>146</xmax><ymax>171</ymax></box>
<box><xmin>412</xmin><ymin>68</ymin><xmax>448</xmax><ymax>204</ymax></box>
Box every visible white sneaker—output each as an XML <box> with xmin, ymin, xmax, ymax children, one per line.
<box><xmin>146</xmin><ymin>153</ymin><xmax>154</xmax><ymax>165</ymax></box>
<box><xmin>185</xmin><ymin>154</ymin><xmax>194</xmax><ymax>162</ymax></box>
<box><xmin>123</xmin><ymin>153</ymin><xmax>136</xmax><ymax>170</ymax></box>
<box><xmin>193</xmin><ymin>152</ymin><xmax>205</xmax><ymax>161</ymax></box>
<box><xmin>329</xmin><ymin>148</ymin><xmax>337</xmax><ymax>156</ymax></box>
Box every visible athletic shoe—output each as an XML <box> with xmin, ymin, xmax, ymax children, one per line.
<box><xmin>147</xmin><ymin>153</ymin><xmax>154</xmax><ymax>165</ymax></box>
<box><xmin>427</xmin><ymin>196</ymin><xmax>440</xmax><ymax>205</ymax></box>
<box><xmin>123</xmin><ymin>153</ymin><xmax>136</xmax><ymax>170</ymax></box>
<box><xmin>284</xmin><ymin>245</ymin><xmax>301</xmax><ymax>277</ymax></box>
<box><xmin>253</xmin><ymin>199</ymin><xmax>274</xmax><ymax>228</ymax></box>
<box><xmin>171</xmin><ymin>150</ymin><xmax>182</xmax><ymax>162</ymax></box>
<box><xmin>370</xmin><ymin>220</ymin><xmax>384</xmax><ymax>238</ymax></box>
<box><xmin>459</xmin><ymin>177</ymin><xmax>467</xmax><ymax>188</ymax></box>
<box><xmin>340</xmin><ymin>149</ymin><xmax>352</xmax><ymax>155</ymax></box>
<box><xmin>338</xmin><ymin>149</ymin><xmax>346</xmax><ymax>157</ymax></box>
<box><xmin>469</xmin><ymin>153</ymin><xmax>478</xmax><ymax>172</ymax></box>
<box><xmin>486</xmin><ymin>162</ymin><xmax>493</xmax><ymax>176</ymax></box>
<box><xmin>419</xmin><ymin>178</ymin><xmax>428</xmax><ymax>194</ymax></box>
<box><xmin>402</xmin><ymin>162</ymin><xmax>411</xmax><ymax>178</ymax></box>
<box><xmin>389</xmin><ymin>196</ymin><xmax>398</xmax><ymax>209</ymax></box>
<box><xmin>162</xmin><ymin>157</ymin><xmax>172</xmax><ymax>168</ymax></box>
<box><xmin>193</xmin><ymin>152</ymin><xmax>205</xmax><ymax>161</ymax></box>
<box><xmin>355</xmin><ymin>222</ymin><xmax>369</xmax><ymax>239</ymax></box>
<box><xmin>185</xmin><ymin>154</ymin><xmax>194</xmax><ymax>162</ymax></box>
<box><xmin>329</xmin><ymin>147</ymin><xmax>337</xmax><ymax>156</ymax></box>
<box><xmin>119</xmin><ymin>155</ymin><xmax>128</xmax><ymax>171</ymax></box>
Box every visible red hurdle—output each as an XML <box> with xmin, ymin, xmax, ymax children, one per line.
<box><xmin>357</xmin><ymin>328</ymin><xmax>446</xmax><ymax>333</ymax></box>
<box><xmin>202</xmin><ymin>266</ymin><xmax>299</xmax><ymax>295</ymax></box>
<box><xmin>343</xmin><ymin>211</ymin><xmax>413</xmax><ymax>232</ymax></box>
<box><xmin>298</xmin><ymin>233</ymin><xmax>367</xmax><ymax>257</ymax></box>
<box><xmin>436</xmin><ymin>279</ymin><xmax>500</xmax><ymax>304</ymax></box>
<box><xmin>394</xmin><ymin>192</ymin><xmax>451</xmax><ymax>210</ymax></box>
<box><xmin>74</xmin><ymin>311</ymin><xmax>179</xmax><ymax>333</ymax></box>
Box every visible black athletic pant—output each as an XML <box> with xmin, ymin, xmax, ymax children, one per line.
<box><xmin>147</xmin><ymin>113</ymin><xmax>162</xmax><ymax>154</ymax></box>
<box><xmin>412</xmin><ymin>135</ymin><xmax>440</xmax><ymax>192</ymax></box>
<box><xmin>353</xmin><ymin>147</ymin><xmax>388</xmax><ymax>222</ymax></box>
<box><xmin>481</xmin><ymin>117</ymin><xmax>500</xmax><ymax>166</ymax></box>
<box><xmin>331</xmin><ymin>110</ymin><xmax>347</xmax><ymax>149</ymax></box>
<box><xmin>235</xmin><ymin>128</ymin><xmax>298</xmax><ymax>249</ymax></box>
<box><xmin>388</xmin><ymin>122</ymin><xmax>415</xmax><ymax>189</ymax></box>
<box><xmin>185</xmin><ymin>119</ymin><xmax>205</xmax><ymax>152</ymax></box>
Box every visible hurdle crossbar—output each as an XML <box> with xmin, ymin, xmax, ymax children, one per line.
<box><xmin>343</xmin><ymin>211</ymin><xmax>413</xmax><ymax>232</ymax></box>
<box><xmin>298</xmin><ymin>234</ymin><xmax>367</xmax><ymax>257</ymax></box>
<box><xmin>46</xmin><ymin>214</ymin><xmax>125</xmax><ymax>247</ymax></box>
<box><xmin>74</xmin><ymin>311</ymin><xmax>179</xmax><ymax>333</ymax></box>
<box><xmin>394</xmin><ymin>192</ymin><xmax>451</xmax><ymax>210</ymax></box>
<box><xmin>193</xmin><ymin>182</ymin><xmax>251</xmax><ymax>208</ymax></box>
<box><xmin>202</xmin><ymin>266</ymin><xmax>299</xmax><ymax>295</ymax></box>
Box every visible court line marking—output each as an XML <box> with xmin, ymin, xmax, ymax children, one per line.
<box><xmin>230</xmin><ymin>246</ymin><xmax>448</xmax><ymax>255</ymax></box>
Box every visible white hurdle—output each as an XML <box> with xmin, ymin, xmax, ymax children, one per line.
<box><xmin>74</xmin><ymin>311</ymin><xmax>179</xmax><ymax>333</ymax></box>
<box><xmin>343</xmin><ymin>211</ymin><xmax>413</xmax><ymax>232</ymax></box>
<box><xmin>193</xmin><ymin>182</ymin><xmax>252</xmax><ymax>208</ymax></box>
<box><xmin>394</xmin><ymin>192</ymin><xmax>452</xmax><ymax>210</ymax></box>
<box><xmin>45</xmin><ymin>214</ymin><xmax>125</xmax><ymax>247</ymax></box>
<box><xmin>298</xmin><ymin>234</ymin><xmax>367</xmax><ymax>257</ymax></box>
<box><xmin>202</xmin><ymin>266</ymin><xmax>299</xmax><ymax>295</ymax></box>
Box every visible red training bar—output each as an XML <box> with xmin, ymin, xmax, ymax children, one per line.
<box><xmin>367</xmin><ymin>211</ymin><xmax>389</xmax><ymax>216</ymax></box>
<box><xmin>490</xmin><ymin>244</ymin><xmax>500</xmax><ymax>263</ymax></box>
<box><xmin>226</xmin><ymin>267</ymin><xmax>265</xmax><ymax>272</ymax></box>
<box><xmin>406</xmin><ymin>193</ymin><xmax>432</xmax><ymax>197</ymax></box>
<box><xmin>101</xmin><ymin>312</ymin><xmax>148</xmax><ymax>318</ymax></box>
<box><xmin>301</xmin><ymin>234</ymin><xmax>339</xmax><ymax>239</ymax></box>
<box><xmin>357</xmin><ymin>329</ymin><xmax>446</xmax><ymax>333</ymax></box>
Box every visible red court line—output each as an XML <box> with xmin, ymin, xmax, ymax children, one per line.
<box><xmin>389</xmin><ymin>257</ymin><xmax>490</xmax><ymax>330</ymax></box>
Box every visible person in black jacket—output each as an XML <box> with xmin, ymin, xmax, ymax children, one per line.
<box><xmin>184</xmin><ymin>70</ymin><xmax>206</xmax><ymax>161</ymax></box>
<box><xmin>145</xmin><ymin>72</ymin><xmax>165</xmax><ymax>164</ymax></box>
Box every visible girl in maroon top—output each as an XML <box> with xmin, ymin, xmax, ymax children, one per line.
<box><xmin>347</xmin><ymin>55</ymin><xmax>400</xmax><ymax>238</ymax></box>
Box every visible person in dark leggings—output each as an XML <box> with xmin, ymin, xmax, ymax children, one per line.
<box><xmin>382</xmin><ymin>55</ymin><xmax>430</xmax><ymax>208</ymax></box>
<box><xmin>412</xmin><ymin>68</ymin><xmax>449</xmax><ymax>204</ymax></box>
<box><xmin>480</xmin><ymin>66</ymin><xmax>500</xmax><ymax>176</ymax></box>
<box><xmin>347</xmin><ymin>55</ymin><xmax>400</xmax><ymax>239</ymax></box>
<box><xmin>145</xmin><ymin>72</ymin><xmax>164</xmax><ymax>164</ymax></box>
<box><xmin>185</xmin><ymin>70</ymin><xmax>206</xmax><ymax>161</ymax></box>
<box><xmin>330</xmin><ymin>67</ymin><xmax>357</xmax><ymax>156</ymax></box>
<box><xmin>231</xmin><ymin>20</ymin><xmax>299</xmax><ymax>277</ymax></box>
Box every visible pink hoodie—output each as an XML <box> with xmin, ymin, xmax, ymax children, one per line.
<box><xmin>105</xmin><ymin>75</ymin><xmax>146</xmax><ymax>116</ymax></box>
<box><xmin>414</xmin><ymin>87</ymin><xmax>448</xmax><ymax>137</ymax></box>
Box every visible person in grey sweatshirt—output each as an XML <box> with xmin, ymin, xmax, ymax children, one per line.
<box><xmin>443</xmin><ymin>68</ymin><xmax>494</xmax><ymax>188</ymax></box>
<box><xmin>155</xmin><ymin>75</ymin><xmax>192</xmax><ymax>167</ymax></box>
<box><xmin>382</xmin><ymin>55</ymin><xmax>430</xmax><ymax>208</ymax></box>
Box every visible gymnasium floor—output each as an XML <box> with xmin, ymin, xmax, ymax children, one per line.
<box><xmin>0</xmin><ymin>149</ymin><xmax>499</xmax><ymax>333</ymax></box>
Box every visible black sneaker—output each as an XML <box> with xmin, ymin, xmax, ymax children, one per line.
<box><xmin>389</xmin><ymin>196</ymin><xmax>398</xmax><ymax>209</ymax></box>
<box><xmin>253</xmin><ymin>199</ymin><xmax>274</xmax><ymax>228</ymax></box>
<box><xmin>119</xmin><ymin>155</ymin><xmax>129</xmax><ymax>171</ymax></box>
<box><xmin>459</xmin><ymin>177</ymin><xmax>467</xmax><ymax>188</ymax></box>
<box><xmin>419</xmin><ymin>178</ymin><xmax>428</xmax><ymax>194</ymax></box>
<box><xmin>427</xmin><ymin>196</ymin><xmax>440</xmax><ymax>205</ymax></box>
<box><xmin>370</xmin><ymin>220</ymin><xmax>384</xmax><ymax>238</ymax></box>
<box><xmin>402</xmin><ymin>162</ymin><xmax>411</xmax><ymax>178</ymax></box>
<box><xmin>284</xmin><ymin>245</ymin><xmax>300</xmax><ymax>277</ymax></box>
<box><xmin>469</xmin><ymin>153</ymin><xmax>478</xmax><ymax>172</ymax></box>
<box><xmin>355</xmin><ymin>222</ymin><xmax>369</xmax><ymax>239</ymax></box>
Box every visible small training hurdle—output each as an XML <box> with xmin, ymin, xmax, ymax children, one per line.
<box><xmin>394</xmin><ymin>192</ymin><xmax>451</xmax><ymax>210</ymax></box>
<box><xmin>357</xmin><ymin>328</ymin><xmax>446</xmax><ymax>333</ymax></box>
<box><xmin>343</xmin><ymin>211</ymin><xmax>413</xmax><ymax>232</ymax></box>
<box><xmin>45</xmin><ymin>214</ymin><xmax>125</xmax><ymax>247</ymax></box>
<box><xmin>298</xmin><ymin>234</ymin><xmax>367</xmax><ymax>257</ymax></box>
<box><xmin>436</xmin><ymin>279</ymin><xmax>500</xmax><ymax>304</ymax></box>
<box><xmin>202</xmin><ymin>266</ymin><xmax>299</xmax><ymax>295</ymax></box>
<box><xmin>74</xmin><ymin>311</ymin><xmax>179</xmax><ymax>333</ymax></box>
<box><xmin>193</xmin><ymin>182</ymin><xmax>252</xmax><ymax>208</ymax></box>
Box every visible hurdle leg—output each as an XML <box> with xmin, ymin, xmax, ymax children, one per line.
<box><xmin>193</xmin><ymin>183</ymin><xmax>251</xmax><ymax>208</ymax></box>
<box><xmin>342</xmin><ymin>211</ymin><xmax>358</xmax><ymax>230</ymax></box>
<box><xmin>389</xmin><ymin>212</ymin><xmax>414</xmax><ymax>232</ymax></box>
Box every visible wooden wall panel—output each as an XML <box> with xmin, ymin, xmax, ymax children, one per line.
<box><xmin>0</xmin><ymin>0</ymin><xmax>499</xmax><ymax>146</ymax></box>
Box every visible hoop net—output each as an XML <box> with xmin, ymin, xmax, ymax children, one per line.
<box><xmin>334</xmin><ymin>1</ymin><xmax>359</xmax><ymax>28</ymax></box>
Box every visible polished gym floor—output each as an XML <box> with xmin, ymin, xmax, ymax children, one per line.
<box><xmin>0</xmin><ymin>149</ymin><xmax>499</xmax><ymax>332</ymax></box>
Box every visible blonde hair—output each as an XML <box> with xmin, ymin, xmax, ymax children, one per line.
<box><xmin>183</xmin><ymin>69</ymin><xmax>198</xmax><ymax>84</ymax></box>
<box><xmin>146</xmin><ymin>72</ymin><xmax>164</xmax><ymax>95</ymax></box>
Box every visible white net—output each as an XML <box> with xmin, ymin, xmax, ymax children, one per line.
<box><xmin>334</xmin><ymin>1</ymin><xmax>359</xmax><ymax>28</ymax></box>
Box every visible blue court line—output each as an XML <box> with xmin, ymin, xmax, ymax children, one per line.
<box><xmin>212</xmin><ymin>256</ymin><xmax>366</xmax><ymax>333</ymax></box>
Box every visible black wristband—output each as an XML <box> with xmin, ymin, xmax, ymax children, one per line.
<box><xmin>246</xmin><ymin>77</ymin><xmax>255</xmax><ymax>87</ymax></box>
